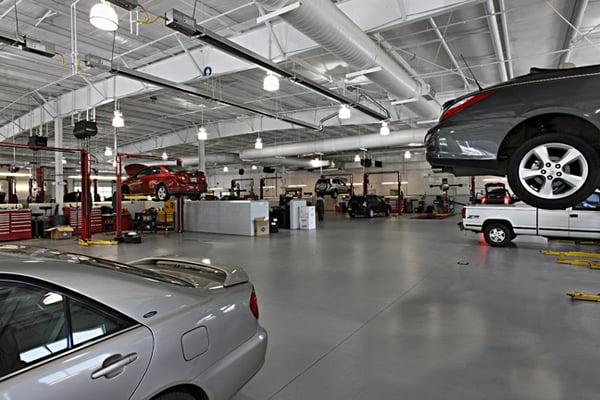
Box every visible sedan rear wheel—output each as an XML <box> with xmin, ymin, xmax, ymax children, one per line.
<box><xmin>507</xmin><ymin>134</ymin><xmax>600</xmax><ymax>209</ymax></box>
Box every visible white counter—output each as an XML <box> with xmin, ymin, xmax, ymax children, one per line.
<box><xmin>184</xmin><ymin>200</ymin><xmax>269</xmax><ymax>236</ymax></box>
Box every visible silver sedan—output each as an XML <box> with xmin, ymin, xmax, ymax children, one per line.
<box><xmin>0</xmin><ymin>245</ymin><xmax>267</xmax><ymax>400</ymax></box>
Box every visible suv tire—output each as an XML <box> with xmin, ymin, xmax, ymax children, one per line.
<box><xmin>507</xmin><ymin>134</ymin><xmax>600</xmax><ymax>209</ymax></box>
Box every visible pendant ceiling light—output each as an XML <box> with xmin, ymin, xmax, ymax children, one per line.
<box><xmin>255</xmin><ymin>136</ymin><xmax>263</xmax><ymax>150</ymax></box>
<box><xmin>112</xmin><ymin>110</ymin><xmax>124</xmax><ymax>128</ymax></box>
<box><xmin>197</xmin><ymin>126</ymin><xmax>208</xmax><ymax>141</ymax></box>
<box><xmin>338</xmin><ymin>105</ymin><xmax>351</xmax><ymax>120</ymax></box>
<box><xmin>310</xmin><ymin>158</ymin><xmax>321</xmax><ymax>168</ymax></box>
<box><xmin>104</xmin><ymin>147</ymin><xmax>113</xmax><ymax>157</ymax></box>
<box><xmin>61</xmin><ymin>158</ymin><xmax>67</xmax><ymax>165</ymax></box>
<box><xmin>161</xmin><ymin>151</ymin><xmax>168</xmax><ymax>160</ymax></box>
<box><xmin>404</xmin><ymin>150</ymin><xmax>411</xmax><ymax>159</ymax></box>
<box><xmin>223</xmin><ymin>166</ymin><xmax>229</xmax><ymax>172</ymax></box>
<box><xmin>354</xmin><ymin>154</ymin><xmax>361</xmax><ymax>163</ymax></box>
<box><xmin>379</xmin><ymin>121</ymin><xmax>390</xmax><ymax>136</ymax></box>
<box><xmin>89</xmin><ymin>1</ymin><xmax>119</xmax><ymax>32</ymax></box>
<box><xmin>251</xmin><ymin>165</ymin><xmax>258</xmax><ymax>170</ymax></box>
<box><xmin>263</xmin><ymin>71</ymin><xmax>280</xmax><ymax>92</ymax></box>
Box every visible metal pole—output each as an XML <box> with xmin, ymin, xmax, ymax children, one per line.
<box><xmin>115</xmin><ymin>154</ymin><xmax>123</xmax><ymax>240</ymax></box>
<box><xmin>176</xmin><ymin>158</ymin><xmax>184</xmax><ymax>233</ymax></box>
<box><xmin>54</xmin><ymin>116</ymin><xmax>64</xmax><ymax>212</ymax></box>
<box><xmin>80</xmin><ymin>150</ymin><xmax>91</xmax><ymax>241</ymax></box>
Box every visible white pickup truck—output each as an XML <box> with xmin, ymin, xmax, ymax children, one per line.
<box><xmin>460</xmin><ymin>192</ymin><xmax>600</xmax><ymax>246</ymax></box>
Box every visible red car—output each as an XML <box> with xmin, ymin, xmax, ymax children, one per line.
<box><xmin>122</xmin><ymin>164</ymin><xmax>207</xmax><ymax>201</ymax></box>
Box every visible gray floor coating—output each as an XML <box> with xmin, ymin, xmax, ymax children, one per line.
<box><xmin>18</xmin><ymin>215</ymin><xmax>600</xmax><ymax>399</ymax></box>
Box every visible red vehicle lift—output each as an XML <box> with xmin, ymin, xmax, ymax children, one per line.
<box><xmin>114</xmin><ymin>153</ymin><xmax>184</xmax><ymax>240</ymax></box>
<box><xmin>0</xmin><ymin>142</ymin><xmax>92</xmax><ymax>240</ymax></box>
<box><xmin>363</xmin><ymin>170</ymin><xmax>403</xmax><ymax>214</ymax></box>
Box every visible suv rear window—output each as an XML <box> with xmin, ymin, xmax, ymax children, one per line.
<box><xmin>0</xmin><ymin>246</ymin><xmax>193</xmax><ymax>288</ymax></box>
<box><xmin>316</xmin><ymin>179</ymin><xmax>329</xmax><ymax>184</ymax></box>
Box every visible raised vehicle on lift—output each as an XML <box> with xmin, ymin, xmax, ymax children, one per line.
<box><xmin>314</xmin><ymin>177</ymin><xmax>350</xmax><ymax>198</ymax></box>
<box><xmin>460</xmin><ymin>192</ymin><xmax>600</xmax><ymax>246</ymax></box>
<box><xmin>347</xmin><ymin>194</ymin><xmax>391</xmax><ymax>218</ymax></box>
<box><xmin>0</xmin><ymin>245</ymin><xmax>267</xmax><ymax>400</ymax></box>
<box><xmin>426</xmin><ymin>64</ymin><xmax>600</xmax><ymax>210</ymax></box>
<box><xmin>122</xmin><ymin>164</ymin><xmax>207</xmax><ymax>201</ymax></box>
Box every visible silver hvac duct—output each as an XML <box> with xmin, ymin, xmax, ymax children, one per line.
<box><xmin>239</xmin><ymin>129</ymin><xmax>427</xmax><ymax>159</ymax></box>
<box><xmin>255</xmin><ymin>0</ymin><xmax>440</xmax><ymax>119</ymax></box>
<box><xmin>138</xmin><ymin>153</ymin><xmax>324</xmax><ymax>169</ymax></box>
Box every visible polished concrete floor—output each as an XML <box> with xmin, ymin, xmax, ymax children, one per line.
<box><xmin>21</xmin><ymin>215</ymin><xmax>600</xmax><ymax>399</ymax></box>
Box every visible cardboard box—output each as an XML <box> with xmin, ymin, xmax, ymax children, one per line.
<box><xmin>45</xmin><ymin>226</ymin><xmax>74</xmax><ymax>240</ymax></box>
<box><xmin>254</xmin><ymin>218</ymin><xmax>269</xmax><ymax>236</ymax></box>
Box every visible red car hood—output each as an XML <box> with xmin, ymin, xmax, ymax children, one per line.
<box><xmin>124</xmin><ymin>163</ymin><xmax>147</xmax><ymax>176</ymax></box>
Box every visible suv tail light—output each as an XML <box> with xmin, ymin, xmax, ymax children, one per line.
<box><xmin>481</xmin><ymin>196</ymin><xmax>488</xmax><ymax>204</ymax></box>
<box><xmin>440</xmin><ymin>92</ymin><xmax>494</xmax><ymax>122</ymax></box>
<box><xmin>249</xmin><ymin>286</ymin><xmax>259</xmax><ymax>320</ymax></box>
<box><xmin>175</xmin><ymin>174</ymin><xmax>188</xmax><ymax>183</ymax></box>
<box><xmin>503</xmin><ymin>194</ymin><xmax>511</xmax><ymax>205</ymax></box>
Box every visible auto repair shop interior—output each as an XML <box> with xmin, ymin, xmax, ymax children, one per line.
<box><xmin>0</xmin><ymin>0</ymin><xmax>600</xmax><ymax>399</ymax></box>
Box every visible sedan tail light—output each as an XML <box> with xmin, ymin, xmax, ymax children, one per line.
<box><xmin>440</xmin><ymin>92</ymin><xmax>494</xmax><ymax>122</ymax></box>
<box><xmin>503</xmin><ymin>195</ymin><xmax>511</xmax><ymax>205</ymax></box>
<box><xmin>481</xmin><ymin>196</ymin><xmax>488</xmax><ymax>204</ymax></box>
<box><xmin>249</xmin><ymin>286</ymin><xmax>259</xmax><ymax>320</ymax></box>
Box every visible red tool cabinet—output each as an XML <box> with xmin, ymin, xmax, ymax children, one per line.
<box><xmin>0</xmin><ymin>209</ymin><xmax>33</xmax><ymax>242</ymax></box>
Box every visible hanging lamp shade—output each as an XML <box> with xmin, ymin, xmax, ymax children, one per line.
<box><xmin>89</xmin><ymin>1</ymin><xmax>119</xmax><ymax>32</ymax></box>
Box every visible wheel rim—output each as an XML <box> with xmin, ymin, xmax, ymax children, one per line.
<box><xmin>488</xmin><ymin>228</ymin><xmax>506</xmax><ymax>243</ymax></box>
<box><xmin>518</xmin><ymin>142</ymin><xmax>589</xmax><ymax>200</ymax></box>
<box><xmin>158</xmin><ymin>186</ymin><xmax>167</xmax><ymax>199</ymax></box>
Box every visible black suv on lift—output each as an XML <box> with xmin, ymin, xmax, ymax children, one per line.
<box><xmin>426</xmin><ymin>64</ymin><xmax>600</xmax><ymax>210</ymax></box>
<box><xmin>347</xmin><ymin>195</ymin><xmax>391</xmax><ymax>218</ymax></box>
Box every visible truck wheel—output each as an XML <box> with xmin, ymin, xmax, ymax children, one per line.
<box><xmin>483</xmin><ymin>223</ymin><xmax>513</xmax><ymax>247</ymax></box>
<box><xmin>507</xmin><ymin>134</ymin><xmax>600</xmax><ymax>210</ymax></box>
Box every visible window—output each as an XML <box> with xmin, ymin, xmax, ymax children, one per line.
<box><xmin>69</xmin><ymin>299</ymin><xmax>130</xmax><ymax>347</ymax></box>
<box><xmin>136</xmin><ymin>168</ymin><xmax>153</xmax><ymax>178</ymax></box>
<box><xmin>0</xmin><ymin>280</ymin><xmax>134</xmax><ymax>379</ymax></box>
<box><xmin>0</xmin><ymin>284</ymin><xmax>67</xmax><ymax>377</ymax></box>
<box><xmin>573</xmin><ymin>193</ymin><xmax>600</xmax><ymax>211</ymax></box>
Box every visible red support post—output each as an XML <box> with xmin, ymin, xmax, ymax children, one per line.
<box><xmin>115</xmin><ymin>155</ymin><xmax>123</xmax><ymax>240</ymax></box>
<box><xmin>176</xmin><ymin>158</ymin><xmax>184</xmax><ymax>233</ymax></box>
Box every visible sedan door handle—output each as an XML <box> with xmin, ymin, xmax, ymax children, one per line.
<box><xmin>91</xmin><ymin>353</ymin><xmax>138</xmax><ymax>380</ymax></box>
<box><xmin>569</xmin><ymin>214</ymin><xmax>579</xmax><ymax>218</ymax></box>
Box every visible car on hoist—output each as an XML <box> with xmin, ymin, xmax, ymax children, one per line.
<box><xmin>347</xmin><ymin>194</ymin><xmax>392</xmax><ymax>218</ymax></box>
<box><xmin>122</xmin><ymin>164</ymin><xmax>207</xmax><ymax>201</ymax></box>
<box><xmin>0</xmin><ymin>245</ymin><xmax>266</xmax><ymax>400</ymax></box>
<box><xmin>426</xmin><ymin>64</ymin><xmax>600</xmax><ymax>210</ymax></box>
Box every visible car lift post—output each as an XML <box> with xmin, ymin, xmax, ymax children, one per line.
<box><xmin>231</xmin><ymin>178</ymin><xmax>255</xmax><ymax>199</ymax></box>
<box><xmin>320</xmin><ymin>172</ymin><xmax>354</xmax><ymax>196</ymax></box>
<box><xmin>363</xmin><ymin>170</ymin><xmax>403</xmax><ymax>214</ymax></box>
<box><xmin>35</xmin><ymin>166</ymin><xmax>45</xmax><ymax>202</ymax></box>
<box><xmin>0</xmin><ymin>142</ymin><xmax>91</xmax><ymax>240</ymax></box>
<box><xmin>259</xmin><ymin>175</ymin><xmax>279</xmax><ymax>200</ymax></box>
<box><xmin>115</xmin><ymin>153</ymin><xmax>184</xmax><ymax>240</ymax></box>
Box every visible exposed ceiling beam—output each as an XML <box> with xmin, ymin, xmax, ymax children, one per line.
<box><xmin>0</xmin><ymin>0</ymin><xmax>477</xmax><ymax>140</ymax></box>
<box><xmin>429</xmin><ymin>17</ymin><xmax>471</xmax><ymax>89</ymax></box>
<box><xmin>558</xmin><ymin>0</ymin><xmax>589</xmax><ymax>66</ymax></box>
<box><xmin>484</xmin><ymin>0</ymin><xmax>508</xmax><ymax>82</ymax></box>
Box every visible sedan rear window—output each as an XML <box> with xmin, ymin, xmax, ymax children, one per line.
<box><xmin>165</xmin><ymin>166</ymin><xmax>188</xmax><ymax>173</ymax></box>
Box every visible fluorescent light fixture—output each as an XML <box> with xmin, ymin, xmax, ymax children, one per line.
<box><xmin>104</xmin><ymin>147</ymin><xmax>113</xmax><ymax>157</ymax></box>
<box><xmin>208</xmin><ymin>187</ymin><xmax>224</xmax><ymax>191</ymax></box>
<box><xmin>263</xmin><ymin>72</ymin><xmax>280</xmax><ymax>92</ymax></box>
<box><xmin>0</xmin><ymin>172</ymin><xmax>32</xmax><ymax>177</ymax></box>
<box><xmin>112</xmin><ymin>110</ymin><xmax>124</xmax><ymax>128</ymax></box>
<box><xmin>354</xmin><ymin>154</ymin><xmax>361</xmax><ymax>163</ymax></box>
<box><xmin>408</xmin><ymin>142</ymin><xmax>423</xmax><ymax>147</ymax></box>
<box><xmin>251</xmin><ymin>165</ymin><xmax>258</xmax><ymax>170</ymax></box>
<box><xmin>416</xmin><ymin>119</ymin><xmax>438</xmax><ymax>125</ymax></box>
<box><xmin>404</xmin><ymin>150</ymin><xmax>411</xmax><ymax>159</ymax></box>
<box><xmin>223</xmin><ymin>166</ymin><xmax>229</xmax><ymax>172</ymax></box>
<box><xmin>197</xmin><ymin>126</ymin><xmax>208</xmax><ymax>141</ymax></box>
<box><xmin>89</xmin><ymin>1</ymin><xmax>119</xmax><ymax>32</ymax></box>
<box><xmin>263</xmin><ymin>185</ymin><xmax>275</xmax><ymax>189</ymax></box>
<box><xmin>380</xmin><ymin>121</ymin><xmax>390</xmax><ymax>136</ymax></box>
<box><xmin>382</xmin><ymin>181</ymin><xmax>409</xmax><ymax>185</ymax></box>
<box><xmin>255</xmin><ymin>136</ymin><xmax>263</xmax><ymax>149</ymax></box>
<box><xmin>68</xmin><ymin>175</ymin><xmax>117</xmax><ymax>181</ymax></box>
<box><xmin>338</xmin><ymin>105</ymin><xmax>351</xmax><ymax>120</ymax></box>
<box><xmin>391</xmin><ymin>98</ymin><xmax>418</xmax><ymax>105</ymax></box>
<box><xmin>287</xmin><ymin>184</ymin><xmax>307</xmax><ymax>188</ymax></box>
<box><xmin>483</xmin><ymin>177</ymin><xmax>507</xmax><ymax>182</ymax></box>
